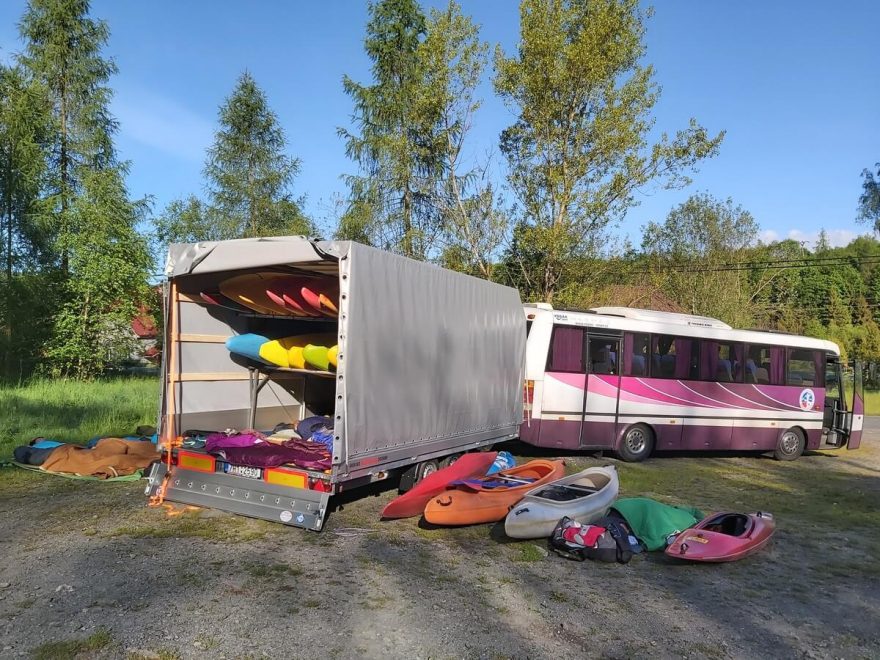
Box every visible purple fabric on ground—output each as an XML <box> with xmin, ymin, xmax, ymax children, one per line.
<box><xmin>218</xmin><ymin>440</ymin><xmax>331</xmax><ymax>471</ymax></box>
<box><xmin>205</xmin><ymin>432</ymin><xmax>265</xmax><ymax>453</ymax></box>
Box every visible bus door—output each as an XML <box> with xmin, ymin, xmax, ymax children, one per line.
<box><xmin>826</xmin><ymin>360</ymin><xmax>864</xmax><ymax>449</ymax></box>
<box><xmin>850</xmin><ymin>361</ymin><xmax>865</xmax><ymax>449</ymax></box>
<box><xmin>580</xmin><ymin>334</ymin><xmax>621</xmax><ymax>448</ymax></box>
<box><xmin>538</xmin><ymin>325</ymin><xmax>586</xmax><ymax>449</ymax></box>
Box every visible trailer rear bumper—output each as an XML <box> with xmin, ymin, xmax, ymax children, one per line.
<box><xmin>146</xmin><ymin>463</ymin><xmax>331</xmax><ymax>530</ymax></box>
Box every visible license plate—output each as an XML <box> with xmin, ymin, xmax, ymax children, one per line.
<box><xmin>224</xmin><ymin>464</ymin><xmax>263</xmax><ymax>479</ymax></box>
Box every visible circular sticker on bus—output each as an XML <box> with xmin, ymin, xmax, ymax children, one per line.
<box><xmin>799</xmin><ymin>389</ymin><xmax>815</xmax><ymax>411</ymax></box>
<box><xmin>279</xmin><ymin>510</ymin><xmax>293</xmax><ymax>523</ymax></box>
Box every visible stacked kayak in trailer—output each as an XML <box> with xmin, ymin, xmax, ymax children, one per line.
<box><xmin>147</xmin><ymin>237</ymin><xmax>525</xmax><ymax>530</ymax></box>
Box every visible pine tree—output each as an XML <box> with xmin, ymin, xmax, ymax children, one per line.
<box><xmin>338</xmin><ymin>0</ymin><xmax>444</xmax><ymax>260</ymax></box>
<box><xmin>0</xmin><ymin>63</ymin><xmax>52</xmax><ymax>278</ymax></box>
<box><xmin>19</xmin><ymin>0</ymin><xmax>151</xmax><ymax>378</ymax></box>
<box><xmin>205</xmin><ymin>72</ymin><xmax>311</xmax><ymax>239</ymax></box>
<box><xmin>0</xmin><ymin>62</ymin><xmax>53</xmax><ymax>378</ymax></box>
<box><xmin>18</xmin><ymin>0</ymin><xmax>118</xmax><ymax>272</ymax></box>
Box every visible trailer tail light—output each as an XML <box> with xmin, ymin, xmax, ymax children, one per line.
<box><xmin>310</xmin><ymin>477</ymin><xmax>332</xmax><ymax>492</ymax></box>
<box><xmin>177</xmin><ymin>451</ymin><xmax>216</xmax><ymax>473</ymax></box>
<box><xmin>524</xmin><ymin>380</ymin><xmax>535</xmax><ymax>404</ymax></box>
<box><xmin>264</xmin><ymin>467</ymin><xmax>307</xmax><ymax>489</ymax></box>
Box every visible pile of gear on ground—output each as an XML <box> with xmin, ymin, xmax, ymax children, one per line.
<box><xmin>10</xmin><ymin>429</ymin><xmax>775</xmax><ymax>562</ymax></box>
<box><xmin>381</xmin><ymin>452</ymin><xmax>776</xmax><ymax>564</ymax></box>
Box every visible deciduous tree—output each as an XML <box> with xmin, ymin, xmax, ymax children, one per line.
<box><xmin>642</xmin><ymin>194</ymin><xmax>757</xmax><ymax>326</ymax></box>
<box><xmin>858</xmin><ymin>163</ymin><xmax>880</xmax><ymax>233</ymax></box>
<box><xmin>46</xmin><ymin>168</ymin><xmax>152</xmax><ymax>378</ymax></box>
<box><xmin>494</xmin><ymin>0</ymin><xmax>723</xmax><ymax>301</ymax></box>
<box><xmin>421</xmin><ymin>2</ymin><xmax>502</xmax><ymax>278</ymax></box>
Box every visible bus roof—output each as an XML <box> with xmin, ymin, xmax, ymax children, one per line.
<box><xmin>527</xmin><ymin>304</ymin><xmax>841</xmax><ymax>356</ymax></box>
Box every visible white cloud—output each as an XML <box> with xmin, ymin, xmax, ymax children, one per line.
<box><xmin>785</xmin><ymin>228</ymin><xmax>858</xmax><ymax>249</ymax></box>
<box><xmin>113</xmin><ymin>86</ymin><xmax>214</xmax><ymax>163</ymax></box>
<box><xmin>760</xmin><ymin>228</ymin><xmax>862</xmax><ymax>248</ymax></box>
<box><xmin>759</xmin><ymin>229</ymin><xmax>779</xmax><ymax>243</ymax></box>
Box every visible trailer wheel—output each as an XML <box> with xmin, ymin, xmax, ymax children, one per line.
<box><xmin>774</xmin><ymin>427</ymin><xmax>805</xmax><ymax>461</ymax></box>
<box><xmin>440</xmin><ymin>453</ymin><xmax>462</xmax><ymax>468</ymax></box>
<box><xmin>617</xmin><ymin>424</ymin><xmax>654</xmax><ymax>462</ymax></box>
<box><xmin>415</xmin><ymin>459</ymin><xmax>440</xmax><ymax>483</ymax></box>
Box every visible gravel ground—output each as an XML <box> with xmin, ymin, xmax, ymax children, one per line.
<box><xmin>1</xmin><ymin>436</ymin><xmax>878</xmax><ymax>660</ymax></box>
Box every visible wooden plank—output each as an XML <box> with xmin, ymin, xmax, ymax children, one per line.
<box><xmin>173</xmin><ymin>333</ymin><xmax>229</xmax><ymax>343</ymax></box>
<box><xmin>179</xmin><ymin>372</ymin><xmax>305</xmax><ymax>382</ymax></box>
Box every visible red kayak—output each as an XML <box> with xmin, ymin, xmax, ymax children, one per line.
<box><xmin>265</xmin><ymin>276</ymin><xmax>322</xmax><ymax>317</ymax></box>
<box><xmin>381</xmin><ymin>452</ymin><xmax>497</xmax><ymax>519</ymax></box>
<box><xmin>665</xmin><ymin>511</ymin><xmax>775</xmax><ymax>562</ymax></box>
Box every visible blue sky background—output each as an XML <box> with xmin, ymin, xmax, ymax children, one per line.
<box><xmin>0</xmin><ymin>1</ymin><xmax>877</xmax><ymax>249</ymax></box>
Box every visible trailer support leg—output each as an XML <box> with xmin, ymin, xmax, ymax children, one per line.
<box><xmin>248</xmin><ymin>368</ymin><xmax>273</xmax><ymax>429</ymax></box>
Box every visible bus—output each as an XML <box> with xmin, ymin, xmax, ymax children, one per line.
<box><xmin>521</xmin><ymin>304</ymin><xmax>864</xmax><ymax>461</ymax></box>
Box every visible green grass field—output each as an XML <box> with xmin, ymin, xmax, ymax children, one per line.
<box><xmin>0</xmin><ymin>377</ymin><xmax>160</xmax><ymax>458</ymax></box>
<box><xmin>1</xmin><ymin>378</ymin><xmax>876</xmax><ymax>459</ymax></box>
<box><xmin>863</xmin><ymin>389</ymin><xmax>880</xmax><ymax>416</ymax></box>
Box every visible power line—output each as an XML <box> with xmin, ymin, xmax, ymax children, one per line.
<box><xmin>628</xmin><ymin>254</ymin><xmax>880</xmax><ymax>275</ymax></box>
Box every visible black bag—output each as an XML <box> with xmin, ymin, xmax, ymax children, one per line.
<box><xmin>549</xmin><ymin>515</ymin><xmax>638</xmax><ymax>564</ymax></box>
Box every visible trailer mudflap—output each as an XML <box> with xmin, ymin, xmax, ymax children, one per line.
<box><xmin>146</xmin><ymin>463</ymin><xmax>330</xmax><ymax>531</ymax></box>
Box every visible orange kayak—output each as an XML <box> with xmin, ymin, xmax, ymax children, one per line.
<box><xmin>423</xmin><ymin>459</ymin><xmax>565</xmax><ymax>526</ymax></box>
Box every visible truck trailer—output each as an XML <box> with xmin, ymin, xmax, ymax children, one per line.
<box><xmin>145</xmin><ymin>237</ymin><xmax>525</xmax><ymax>530</ymax></box>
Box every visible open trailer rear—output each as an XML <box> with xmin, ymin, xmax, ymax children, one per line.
<box><xmin>145</xmin><ymin>237</ymin><xmax>525</xmax><ymax>530</ymax></box>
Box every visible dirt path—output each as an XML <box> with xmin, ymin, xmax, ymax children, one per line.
<box><xmin>1</xmin><ymin>437</ymin><xmax>878</xmax><ymax>660</ymax></box>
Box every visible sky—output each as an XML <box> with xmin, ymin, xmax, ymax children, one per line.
<box><xmin>0</xmin><ymin>0</ymin><xmax>877</xmax><ymax>249</ymax></box>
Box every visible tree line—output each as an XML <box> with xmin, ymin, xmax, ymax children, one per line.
<box><xmin>0</xmin><ymin>0</ymin><xmax>877</xmax><ymax>380</ymax></box>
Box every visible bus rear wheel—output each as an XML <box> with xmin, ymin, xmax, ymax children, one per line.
<box><xmin>618</xmin><ymin>424</ymin><xmax>654</xmax><ymax>462</ymax></box>
<box><xmin>774</xmin><ymin>428</ymin><xmax>805</xmax><ymax>461</ymax></box>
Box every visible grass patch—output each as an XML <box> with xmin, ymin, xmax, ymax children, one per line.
<box><xmin>863</xmin><ymin>389</ymin><xmax>880</xmax><ymax>415</ymax></box>
<box><xmin>0</xmin><ymin>377</ymin><xmax>159</xmax><ymax>458</ymax></box>
<box><xmin>31</xmin><ymin>628</ymin><xmax>112</xmax><ymax>660</ymax></box>
<box><xmin>511</xmin><ymin>543</ymin><xmax>546</xmax><ymax>562</ymax></box>
<box><xmin>108</xmin><ymin>509</ymin><xmax>270</xmax><ymax>543</ymax></box>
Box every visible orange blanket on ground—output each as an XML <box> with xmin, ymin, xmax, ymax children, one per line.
<box><xmin>40</xmin><ymin>438</ymin><xmax>159</xmax><ymax>478</ymax></box>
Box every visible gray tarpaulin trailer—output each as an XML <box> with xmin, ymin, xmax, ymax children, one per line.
<box><xmin>145</xmin><ymin>237</ymin><xmax>525</xmax><ymax>530</ymax></box>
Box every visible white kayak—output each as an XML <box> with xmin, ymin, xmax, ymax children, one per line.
<box><xmin>504</xmin><ymin>465</ymin><xmax>619</xmax><ymax>539</ymax></box>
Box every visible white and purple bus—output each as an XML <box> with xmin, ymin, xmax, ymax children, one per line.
<box><xmin>521</xmin><ymin>304</ymin><xmax>864</xmax><ymax>461</ymax></box>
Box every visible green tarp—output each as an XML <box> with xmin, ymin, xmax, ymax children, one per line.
<box><xmin>612</xmin><ymin>497</ymin><xmax>705</xmax><ymax>551</ymax></box>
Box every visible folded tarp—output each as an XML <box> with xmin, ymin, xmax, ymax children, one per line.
<box><xmin>611</xmin><ymin>497</ymin><xmax>705</xmax><ymax>551</ymax></box>
<box><xmin>10</xmin><ymin>461</ymin><xmax>144</xmax><ymax>482</ymax></box>
<box><xmin>38</xmin><ymin>438</ymin><xmax>159</xmax><ymax>479</ymax></box>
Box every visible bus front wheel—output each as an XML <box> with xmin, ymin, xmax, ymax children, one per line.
<box><xmin>774</xmin><ymin>428</ymin><xmax>805</xmax><ymax>461</ymax></box>
<box><xmin>618</xmin><ymin>424</ymin><xmax>655</xmax><ymax>462</ymax></box>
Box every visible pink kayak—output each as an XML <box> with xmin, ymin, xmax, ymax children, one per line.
<box><xmin>665</xmin><ymin>511</ymin><xmax>775</xmax><ymax>562</ymax></box>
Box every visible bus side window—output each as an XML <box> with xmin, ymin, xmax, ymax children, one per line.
<box><xmin>623</xmin><ymin>333</ymin><xmax>649</xmax><ymax>376</ymax></box>
<box><xmin>788</xmin><ymin>348</ymin><xmax>824</xmax><ymax>387</ymax></box>
<box><xmin>547</xmin><ymin>326</ymin><xmax>585</xmax><ymax>373</ymax></box>
<box><xmin>745</xmin><ymin>344</ymin><xmax>786</xmax><ymax>385</ymax></box>
<box><xmin>652</xmin><ymin>335</ymin><xmax>696</xmax><ymax>379</ymax></box>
